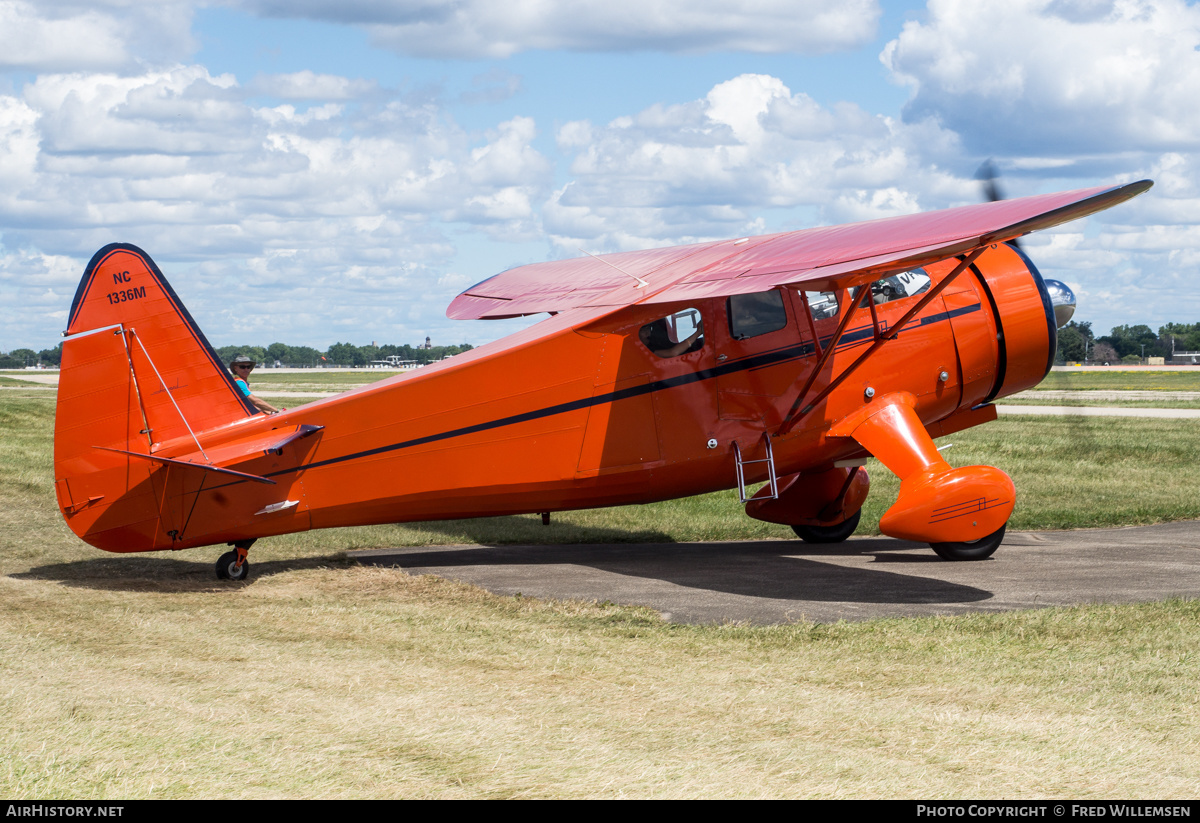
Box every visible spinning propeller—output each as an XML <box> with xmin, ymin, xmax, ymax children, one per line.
<box><xmin>977</xmin><ymin>160</ymin><xmax>1076</xmax><ymax>328</ymax></box>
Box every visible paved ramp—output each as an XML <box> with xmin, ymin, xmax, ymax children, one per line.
<box><xmin>351</xmin><ymin>521</ymin><xmax>1200</xmax><ymax>624</ymax></box>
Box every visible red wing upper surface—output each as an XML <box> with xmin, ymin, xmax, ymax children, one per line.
<box><xmin>447</xmin><ymin>181</ymin><xmax>1152</xmax><ymax>320</ymax></box>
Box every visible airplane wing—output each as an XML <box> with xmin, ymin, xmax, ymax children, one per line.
<box><xmin>447</xmin><ymin>180</ymin><xmax>1152</xmax><ymax>319</ymax></box>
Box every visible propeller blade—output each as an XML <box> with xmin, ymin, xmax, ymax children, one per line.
<box><xmin>975</xmin><ymin>159</ymin><xmax>1021</xmax><ymax>249</ymax></box>
<box><xmin>977</xmin><ymin>159</ymin><xmax>1003</xmax><ymax>202</ymax></box>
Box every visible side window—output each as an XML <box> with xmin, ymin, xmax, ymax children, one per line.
<box><xmin>804</xmin><ymin>291</ymin><xmax>839</xmax><ymax>321</ymax></box>
<box><xmin>864</xmin><ymin>268</ymin><xmax>931</xmax><ymax>306</ymax></box>
<box><xmin>638</xmin><ymin>308</ymin><xmax>704</xmax><ymax>359</ymax></box>
<box><xmin>728</xmin><ymin>291</ymin><xmax>787</xmax><ymax>340</ymax></box>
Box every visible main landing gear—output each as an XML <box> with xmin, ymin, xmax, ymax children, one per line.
<box><xmin>929</xmin><ymin>525</ymin><xmax>1006</xmax><ymax>561</ymax></box>
<box><xmin>746</xmin><ymin>464</ymin><xmax>871</xmax><ymax>546</ymax></box>
<box><xmin>791</xmin><ymin>510</ymin><xmax>862</xmax><ymax>544</ymax></box>
<box><xmin>216</xmin><ymin>539</ymin><xmax>256</xmax><ymax>581</ymax></box>
<box><xmin>828</xmin><ymin>392</ymin><xmax>1015</xmax><ymax>561</ymax></box>
<box><xmin>789</xmin><ymin>510</ymin><xmax>1005</xmax><ymax>559</ymax></box>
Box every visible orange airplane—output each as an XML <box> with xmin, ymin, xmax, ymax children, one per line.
<box><xmin>53</xmin><ymin>180</ymin><xmax>1152</xmax><ymax>580</ymax></box>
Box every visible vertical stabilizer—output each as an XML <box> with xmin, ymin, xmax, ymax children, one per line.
<box><xmin>63</xmin><ymin>243</ymin><xmax>255</xmax><ymax>435</ymax></box>
<box><xmin>54</xmin><ymin>244</ymin><xmax>256</xmax><ymax>551</ymax></box>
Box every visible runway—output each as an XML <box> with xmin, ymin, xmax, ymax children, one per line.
<box><xmin>351</xmin><ymin>520</ymin><xmax>1200</xmax><ymax>624</ymax></box>
<box><xmin>998</xmin><ymin>404</ymin><xmax>1200</xmax><ymax>418</ymax></box>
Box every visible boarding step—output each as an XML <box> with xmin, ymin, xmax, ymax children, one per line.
<box><xmin>733</xmin><ymin>432</ymin><xmax>778</xmax><ymax>503</ymax></box>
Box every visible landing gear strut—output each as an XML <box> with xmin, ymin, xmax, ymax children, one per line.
<box><xmin>829</xmin><ymin>392</ymin><xmax>1014</xmax><ymax>560</ymax></box>
<box><xmin>216</xmin><ymin>539</ymin><xmax>256</xmax><ymax>581</ymax></box>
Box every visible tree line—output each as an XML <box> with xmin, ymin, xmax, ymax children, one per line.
<box><xmin>1056</xmin><ymin>322</ymin><xmax>1200</xmax><ymax>364</ymax></box>
<box><xmin>212</xmin><ymin>342</ymin><xmax>475</xmax><ymax>368</ymax></box>
<box><xmin>0</xmin><ymin>341</ymin><xmax>474</xmax><ymax>369</ymax></box>
<box><xmin>7</xmin><ymin>322</ymin><xmax>1200</xmax><ymax>369</ymax></box>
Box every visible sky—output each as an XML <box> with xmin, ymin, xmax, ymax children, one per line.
<box><xmin>1</xmin><ymin>0</ymin><xmax>1198</xmax><ymax>353</ymax></box>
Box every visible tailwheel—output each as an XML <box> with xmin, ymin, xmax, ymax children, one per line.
<box><xmin>215</xmin><ymin>540</ymin><xmax>255</xmax><ymax>581</ymax></box>
<box><xmin>791</xmin><ymin>509</ymin><xmax>861</xmax><ymax>544</ymax></box>
<box><xmin>929</xmin><ymin>525</ymin><xmax>1006</xmax><ymax>561</ymax></box>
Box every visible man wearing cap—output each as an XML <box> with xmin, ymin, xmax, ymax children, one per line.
<box><xmin>229</xmin><ymin>355</ymin><xmax>282</xmax><ymax>415</ymax></box>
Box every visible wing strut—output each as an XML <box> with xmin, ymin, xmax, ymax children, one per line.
<box><xmin>797</xmin><ymin>292</ymin><xmax>824</xmax><ymax>358</ymax></box>
<box><xmin>777</xmin><ymin>284</ymin><xmax>873</xmax><ymax>434</ymax></box>
<box><xmin>777</xmin><ymin>246</ymin><xmax>987</xmax><ymax>436</ymax></box>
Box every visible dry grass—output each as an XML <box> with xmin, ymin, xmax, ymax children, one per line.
<box><xmin>3</xmin><ymin>394</ymin><xmax>1200</xmax><ymax>798</ymax></box>
<box><xmin>3</xmin><ymin>565</ymin><xmax>1198</xmax><ymax>798</ymax></box>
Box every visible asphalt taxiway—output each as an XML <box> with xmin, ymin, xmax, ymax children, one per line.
<box><xmin>352</xmin><ymin>520</ymin><xmax>1200</xmax><ymax>624</ymax></box>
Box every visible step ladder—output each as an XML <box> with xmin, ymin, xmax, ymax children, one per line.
<box><xmin>733</xmin><ymin>432</ymin><xmax>779</xmax><ymax>503</ymax></box>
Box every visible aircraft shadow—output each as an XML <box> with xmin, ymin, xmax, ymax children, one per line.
<box><xmin>358</xmin><ymin>539</ymin><xmax>994</xmax><ymax>606</ymax></box>
<box><xmin>17</xmin><ymin>537</ymin><xmax>993</xmax><ymax>607</ymax></box>
<box><xmin>12</xmin><ymin>553</ymin><xmax>350</xmax><ymax>593</ymax></box>
<box><xmin>399</xmin><ymin>517</ymin><xmax>675</xmax><ymax>545</ymax></box>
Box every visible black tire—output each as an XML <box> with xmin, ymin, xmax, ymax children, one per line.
<box><xmin>791</xmin><ymin>509</ymin><xmax>861</xmax><ymax>544</ymax></box>
<box><xmin>215</xmin><ymin>550</ymin><xmax>250</xmax><ymax>581</ymax></box>
<box><xmin>929</xmin><ymin>525</ymin><xmax>1006</xmax><ymax>561</ymax></box>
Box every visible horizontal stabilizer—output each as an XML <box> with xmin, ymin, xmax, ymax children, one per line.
<box><xmin>90</xmin><ymin>422</ymin><xmax>326</xmax><ymax>484</ymax></box>
<box><xmin>94</xmin><ymin>447</ymin><xmax>277</xmax><ymax>484</ymax></box>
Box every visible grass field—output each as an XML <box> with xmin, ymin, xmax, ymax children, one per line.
<box><xmin>1032</xmin><ymin>370</ymin><xmax>1200</xmax><ymax>391</ymax></box>
<box><xmin>2</xmin><ymin>394</ymin><xmax>1199</xmax><ymax>797</ymax></box>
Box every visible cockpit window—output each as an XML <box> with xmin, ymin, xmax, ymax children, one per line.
<box><xmin>855</xmin><ymin>268</ymin><xmax>931</xmax><ymax>306</ymax></box>
<box><xmin>804</xmin><ymin>291</ymin><xmax>839</xmax><ymax>321</ymax></box>
<box><xmin>638</xmin><ymin>308</ymin><xmax>704</xmax><ymax>358</ymax></box>
<box><xmin>728</xmin><ymin>291</ymin><xmax>787</xmax><ymax>340</ymax></box>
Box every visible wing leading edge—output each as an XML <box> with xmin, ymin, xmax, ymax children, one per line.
<box><xmin>447</xmin><ymin>180</ymin><xmax>1152</xmax><ymax>320</ymax></box>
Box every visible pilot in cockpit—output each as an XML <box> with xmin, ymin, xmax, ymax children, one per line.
<box><xmin>639</xmin><ymin>317</ymin><xmax>704</xmax><ymax>358</ymax></box>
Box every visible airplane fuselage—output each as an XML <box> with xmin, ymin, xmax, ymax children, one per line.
<box><xmin>55</xmin><ymin>242</ymin><xmax>1055</xmax><ymax>553</ymax></box>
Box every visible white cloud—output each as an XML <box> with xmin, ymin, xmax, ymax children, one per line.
<box><xmin>27</xmin><ymin>67</ymin><xmax>251</xmax><ymax>158</ymax></box>
<box><xmin>882</xmin><ymin>0</ymin><xmax>1200</xmax><ymax>155</ymax></box>
<box><xmin>236</xmin><ymin>0</ymin><xmax>881</xmax><ymax>58</ymax></box>
<box><xmin>0</xmin><ymin>1</ymin><xmax>195</xmax><ymax>71</ymax></box>
<box><xmin>546</xmin><ymin>73</ymin><xmax>969</xmax><ymax>250</ymax></box>
<box><xmin>249</xmin><ymin>71</ymin><xmax>377</xmax><ymax>101</ymax></box>
<box><xmin>0</xmin><ymin>248</ymin><xmax>89</xmax><ymax>346</ymax></box>
<box><xmin>0</xmin><ymin>64</ymin><xmax>554</xmax><ymax>349</ymax></box>
<box><xmin>4</xmin><ymin>67</ymin><xmax>552</xmax><ymax>238</ymax></box>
